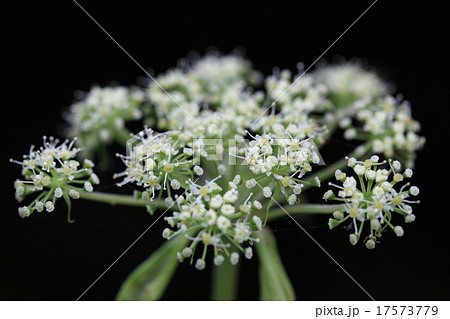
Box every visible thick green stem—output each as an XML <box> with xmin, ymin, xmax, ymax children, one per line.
<box><xmin>79</xmin><ymin>191</ymin><xmax>165</xmax><ymax>208</ymax></box>
<box><xmin>267</xmin><ymin>203</ymin><xmax>345</xmax><ymax>221</ymax></box>
<box><xmin>211</xmin><ymin>255</ymin><xmax>240</xmax><ymax>300</ymax></box>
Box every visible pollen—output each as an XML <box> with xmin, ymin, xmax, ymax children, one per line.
<box><xmin>164</xmin><ymin>163</ymin><xmax>174</xmax><ymax>173</ymax></box>
<box><xmin>63</xmin><ymin>166</ymin><xmax>73</xmax><ymax>176</ymax></box>
<box><xmin>392</xmin><ymin>195</ymin><xmax>403</xmax><ymax>206</ymax></box>
<box><xmin>202</xmin><ymin>233</ymin><xmax>212</xmax><ymax>245</ymax></box>
<box><xmin>349</xmin><ymin>207</ymin><xmax>358</xmax><ymax>218</ymax></box>
<box><xmin>373</xmin><ymin>201</ymin><xmax>384</xmax><ymax>210</ymax></box>
<box><xmin>363</xmin><ymin>159</ymin><xmax>373</xmax><ymax>168</ymax></box>
<box><xmin>282</xmin><ymin>176</ymin><xmax>291</xmax><ymax>187</ymax></box>
<box><xmin>199</xmin><ymin>186</ymin><xmax>209</xmax><ymax>196</ymax></box>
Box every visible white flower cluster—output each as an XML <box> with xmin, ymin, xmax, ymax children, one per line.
<box><xmin>163</xmin><ymin>177</ymin><xmax>262</xmax><ymax>270</ymax></box>
<box><xmin>340</xmin><ymin>95</ymin><xmax>425</xmax><ymax>166</ymax></box>
<box><xmin>314</xmin><ymin>61</ymin><xmax>387</xmax><ymax>106</ymax></box>
<box><xmin>325</xmin><ymin>156</ymin><xmax>419</xmax><ymax>248</ymax></box>
<box><xmin>11</xmin><ymin>137</ymin><xmax>98</xmax><ymax>221</ymax></box>
<box><xmin>266</xmin><ymin>69</ymin><xmax>330</xmax><ymax>114</ymax></box>
<box><xmin>147</xmin><ymin>54</ymin><xmax>263</xmax><ymax>132</ymax></box>
<box><xmin>114</xmin><ymin>128</ymin><xmax>200</xmax><ymax>201</ymax></box>
<box><xmin>65</xmin><ymin>86</ymin><xmax>144</xmax><ymax>155</ymax></box>
<box><xmin>234</xmin><ymin>131</ymin><xmax>321</xmax><ymax>206</ymax></box>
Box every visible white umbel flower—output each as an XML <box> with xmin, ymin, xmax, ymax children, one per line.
<box><xmin>11</xmin><ymin>137</ymin><xmax>97</xmax><ymax>221</ymax></box>
<box><xmin>325</xmin><ymin>156</ymin><xmax>420</xmax><ymax>248</ymax></box>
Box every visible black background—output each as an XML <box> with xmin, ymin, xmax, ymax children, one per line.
<box><xmin>2</xmin><ymin>1</ymin><xmax>449</xmax><ymax>300</ymax></box>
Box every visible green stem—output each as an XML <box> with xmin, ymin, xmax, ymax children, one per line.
<box><xmin>79</xmin><ymin>191</ymin><xmax>165</xmax><ymax>208</ymax></box>
<box><xmin>267</xmin><ymin>203</ymin><xmax>346</xmax><ymax>221</ymax></box>
<box><xmin>211</xmin><ymin>255</ymin><xmax>240</xmax><ymax>300</ymax></box>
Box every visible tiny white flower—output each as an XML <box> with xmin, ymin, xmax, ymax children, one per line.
<box><xmin>314</xmin><ymin>176</ymin><xmax>321</xmax><ymax>187</ymax></box>
<box><xmin>195</xmin><ymin>259</ymin><xmax>206</xmax><ymax>270</ymax></box>
<box><xmin>288</xmin><ymin>194</ymin><xmax>297</xmax><ymax>205</ymax></box>
<box><xmin>232</xmin><ymin>175</ymin><xmax>241</xmax><ymax>184</ymax></box>
<box><xmin>18</xmin><ymin>206</ymin><xmax>30</xmax><ymax>218</ymax></box>
<box><xmin>370</xmin><ymin>218</ymin><xmax>381</xmax><ymax>230</ymax></box>
<box><xmin>335</xmin><ymin>169</ymin><xmax>346</xmax><ymax>181</ymax></box>
<box><xmin>165</xmin><ymin>197</ymin><xmax>174</xmax><ymax>207</ymax></box>
<box><xmin>293</xmin><ymin>184</ymin><xmax>303</xmax><ymax>194</ymax></box>
<box><xmin>214</xmin><ymin>255</ymin><xmax>225</xmax><ymax>266</ymax></box>
<box><xmin>409</xmin><ymin>186</ymin><xmax>419</xmax><ymax>196</ymax></box>
<box><xmin>263</xmin><ymin>187</ymin><xmax>272</xmax><ymax>198</ymax></box>
<box><xmin>323</xmin><ymin>190</ymin><xmax>333</xmax><ymax>201</ymax></box>
<box><xmin>162</xmin><ymin>228</ymin><xmax>171</xmax><ymax>239</ymax></box>
<box><xmin>223</xmin><ymin>190</ymin><xmax>238</xmax><ymax>203</ymax></box>
<box><xmin>170</xmin><ymin>179</ymin><xmax>181</xmax><ymax>190</ymax></box>
<box><xmin>69</xmin><ymin>189</ymin><xmax>80</xmax><ymax>199</ymax></box>
<box><xmin>394</xmin><ymin>225</ymin><xmax>404</xmax><ymax>237</ymax></box>
<box><xmin>221</xmin><ymin>204</ymin><xmax>235</xmax><ymax>216</ymax></box>
<box><xmin>354</xmin><ymin>164</ymin><xmax>365</xmax><ymax>176</ymax></box>
<box><xmin>405</xmin><ymin>214</ymin><xmax>416</xmax><ymax>223</ymax></box>
<box><xmin>193</xmin><ymin>165</ymin><xmax>204</xmax><ymax>176</ymax></box>
<box><xmin>253</xmin><ymin>200</ymin><xmax>262</xmax><ymax>210</ymax></box>
<box><xmin>90</xmin><ymin>173</ymin><xmax>100</xmax><ymax>184</ymax></box>
<box><xmin>35</xmin><ymin>201</ymin><xmax>44</xmax><ymax>212</ymax></box>
<box><xmin>84</xmin><ymin>181</ymin><xmax>93</xmax><ymax>192</ymax></box>
<box><xmin>245</xmin><ymin>247</ymin><xmax>253</xmax><ymax>259</ymax></box>
<box><xmin>230</xmin><ymin>252</ymin><xmax>239</xmax><ymax>265</ymax></box>
<box><xmin>54</xmin><ymin>187</ymin><xmax>63</xmax><ymax>198</ymax></box>
<box><xmin>380</xmin><ymin>181</ymin><xmax>392</xmax><ymax>192</ymax></box>
<box><xmin>84</xmin><ymin>159</ymin><xmax>95</xmax><ymax>168</ymax></box>
<box><xmin>339</xmin><ymin>117</ymin><xmax>351</xmax><ymax>128</ymax></box>
<box><xmin>376</xmin><ymin>169</ymin><xmax>389</xmax><ymax>182</ymax></box>
<box><xmin>217</xmin><ymin>215</ymin><xmax>231</xmax><ymax>232</ymax></box>
<box><xmin>328</xmin><ymin>218</ymin><xmax>340</xmax><ymax>229</ymax></box>
<box><xmin>365</xmin><ymin>169</ymin><xmax>376</xmax><ymax>180</ymax></box>
<box><xmin>349</xmin><ymin>233</ymin><xmax>358</xmax><ymax>246</ymax></box>
<box><xmin>205</xmin><ymin>209</ymin><xmax>217</xmax><ymax>226</ymax></box>
<box><xmin>344</xmin><ymin>128</ymin><xmax>357</xmax><ymax>140</ymax></box>
<box><xmin>370</xmin><ymin>155</ymin><xmax>379</xmax><ymax>162</ymax></box>
<box><xmin>347</xmin><ymin>157</ymin><xmax>357</xmax><ymax>167</ymax></box>
<box><xmin>217</xmin><ymin>164</ymin><xmax>227</xmax><ymax>175</ymax></box>
<box><xmin>45</xmin><ymin>201</ymin><xmax>54</xmax><ymax>212</ymax></box>
<box><xmin>210</xmin><ymin>195</ymin><xmax>223</xmax><ymax>208</ymax></box>
<box><xmin>183</xmin><ymin>148</ymin><xmax>193</xmax><ymax>155</ymax></box>
<box><xmin>333</xmin><ymin>211</ymin><xmax>344</xmax><ymax>220</ymax></box>
<box><xmin>404</xmin><ymin>168</ymin><xmax>413</xmax><ymax>178</ymax></box>
<box><xmin>252</xmin><ymin>215</ymin><xmax>262</xmax><ymax>230</ymax></box>
<box><xmin>246</xmin><ymin>178</ymin><xmax>256</xmax><ymax>189</ymax></box>
<box><xmin>392</xmin><ymin>160</ymin><xmax>402</xmax><ymax>171</ymax></box>
<box><xmin>365</xmin><ymin>239</ymin><xmax>376</xmax><ymax>249</ymax></box>
<box><xmin>182</xmin><ymin>247</ymin><xmax>192</xmax><ymax>258</ymax></box>
<box><xmin>372</xmin><ymin>186</ymin><xmax>385</xmax><ymax>198</ymax></box>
